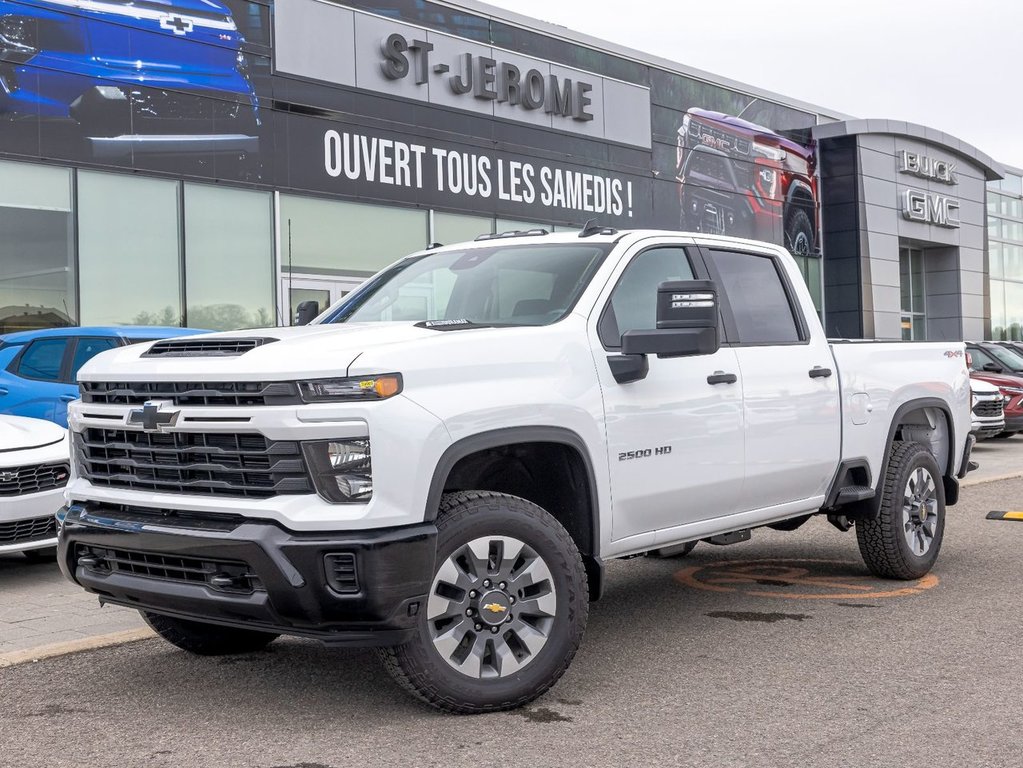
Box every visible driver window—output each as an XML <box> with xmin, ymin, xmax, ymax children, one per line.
<box><xmin>599</xmin><ymin>247</ymin><xmax>695</xmax><ymax>348</ymax></box>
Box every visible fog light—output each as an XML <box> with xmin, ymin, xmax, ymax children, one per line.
<box><xmin>336</xmin><ymin>474</ymin><xmax>372</xmax><ymax>500</ymax></box>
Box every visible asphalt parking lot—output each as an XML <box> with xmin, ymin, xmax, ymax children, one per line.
<box><xmin>2</xmin><ymin>466</ymin><xmax>1022</xmax><ymax>768</ymax></box>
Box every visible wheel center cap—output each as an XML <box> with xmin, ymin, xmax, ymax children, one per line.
<box><xmin>478</xmin><ymin>591</ymin><xmax>511</xmax><ymax>626</ymax></box>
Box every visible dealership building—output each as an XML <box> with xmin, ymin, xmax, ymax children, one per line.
<box><xmin>0</xmin><ymin>0</ymin><xmax>1018</xmax><ymax>342</ymax></box>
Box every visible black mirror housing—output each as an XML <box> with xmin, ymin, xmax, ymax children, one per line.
<box><xmin>621</xmin><ymin>280</ymin><xmax>720</xmax><ymax>359</ymax></box>
<box><xmin>295</xmin><ymin>300</ymin><xmax>320</xmax><ymax>326</ymax></box>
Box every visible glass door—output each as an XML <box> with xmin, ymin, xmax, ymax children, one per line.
<box><xmin>899</xmin><ymin>246</ymin><xmax>927</xmax><ymax>340</ymax></box>
<box><xmin>284</xmin><ymin>276</ymin><xmax>363</xmax><ymax>325</ymax></box>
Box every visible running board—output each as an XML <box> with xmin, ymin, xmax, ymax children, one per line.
<box><xmin>835</xmin><ymin>485</ymin><xmax>875</xmax><ymax>504</ymax></box>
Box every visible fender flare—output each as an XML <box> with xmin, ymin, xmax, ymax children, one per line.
<box><xmin>842</xmin><ymin>397</ymin><xmax>958</xmax><ymax>520</ymax></box>
<box><xmin>424</xmin><ymin>426</ymin><xmax>600</xmax><ymax>550</ymax></box>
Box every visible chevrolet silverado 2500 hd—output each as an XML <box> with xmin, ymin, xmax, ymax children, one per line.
<box><xmin>58</xmin><ymin>228</ymin><xmax>973</xmax><ymax>713</ymax></box>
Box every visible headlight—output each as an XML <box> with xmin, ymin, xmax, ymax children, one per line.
<box><xmin>751</xmin><ymin>142</ymin><xmax>786</xmax><ymax>161</ymax></box>
<box><xmin>299</xmin><ymin>374</ymin><xmax>402</xmax><ymax>403</ymax></box>
<box><xmin>303</xmin><ymin>439</ymin><xmax>373</xmax><ymax>503</ymax></box>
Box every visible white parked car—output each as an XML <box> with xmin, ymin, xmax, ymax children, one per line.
<box><xmin>0</xmin><ymin>416</ymin><xmax>70</xmax><ymax>560</ymax></box>
<box><xmin>970</xmin><ymin>378</ymin><xmax>1005</xmax><ymax>440</ymax></box>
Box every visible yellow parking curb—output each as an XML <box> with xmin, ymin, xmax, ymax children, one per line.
<box><xmin>0</xmin><ymin>627</ymin><xmax>155</xmax><ymax>669</ymax></box>
<box><xmin>987</xmin><ymin>510</ymin><xmax>1023</xmax><ymax>522</ymax></box>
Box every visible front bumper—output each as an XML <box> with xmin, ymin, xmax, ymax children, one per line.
<box><xmin>86</xmin><ymin>134</ymin><xmax>259</xmax><ymax>160</ymax></box>
<box><xmin>58</xmin><ymin>503</ymin><xmax>437</xmax><ymax>646</ymax></box>
<box><xmin>0</xmin><ymin>488</ymin><xmax>63</xmax><ymax>554</ymax></box>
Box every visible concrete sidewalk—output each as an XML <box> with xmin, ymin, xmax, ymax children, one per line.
<box><xmin>2</xmin><ymin>434</ymin><xmax>1020</xmax><ymax>663</ymax></box>
<box><xmin>0</xmin><ymin>554</ymin><xmax>148</xmax><ymax>661</ymax></box>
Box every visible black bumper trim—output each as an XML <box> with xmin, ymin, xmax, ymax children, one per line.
<box><xmin>58</xmin><ymin>504</ymin><xmax>437</xmax><ymax>646</ymax></box>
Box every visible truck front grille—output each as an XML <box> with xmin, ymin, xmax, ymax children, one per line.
<box><xmin>0</xmin><ymin>515</ymin><xmax>56</xmax><ymax>547</ymax></box>
<box><xmin>973</xmin><ymin>399</ymin><xmax>1004</xmax><ymax>418</ymax></box>
<box><xmin>75</xmin><ymin>544</ymin><xmax>262</xmax><ymax>594</ymax></box>
<box><xmin>0</xmin><ymin>462</ymin><xmax>70</xmax><ymax>496</ymax></box>
<box><xmin>80</xmin><ymin>380</ymin><xmax>302</xmax><ymax>407</ymax></box>
<box><xmin>76</xmin><ymin>429</ymin><xmax>312</xmax><ymax>498</ymax></box>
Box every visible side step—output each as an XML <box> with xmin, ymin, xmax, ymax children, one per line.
<box><xmin>706</xmin><ymin>529</ymin><xmax>751</xmax><ymax>546</ymax></box>
<box><xmin>835</xmin><ymin>485</ymin><xmax>875</xmax><ymax>504</ymax></box>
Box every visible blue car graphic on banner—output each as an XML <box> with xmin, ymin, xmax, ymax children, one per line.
<box><xmin>0</xmin><ymin>0</ymin><xmax>259</xmax><ymax>164</ymax></box>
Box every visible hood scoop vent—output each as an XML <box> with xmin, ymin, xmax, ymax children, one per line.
<box><xmin>143</xmin><ymin>337</ymin><xmax>278</xmax><ymax>358</ymax></box>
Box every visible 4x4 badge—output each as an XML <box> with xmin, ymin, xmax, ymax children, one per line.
<box><xmin>127</xmin><ymin>401</ymin><xmax>180</xmax><ymax>433</ymax></box>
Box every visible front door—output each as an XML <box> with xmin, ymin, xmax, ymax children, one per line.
<box><xmin>589</xmin><ymin>239</ymin><xmax>746</xmax><ymax>545</ymax></box>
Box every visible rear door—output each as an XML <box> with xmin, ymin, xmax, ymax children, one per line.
<box><xmin>589</xmin><ymin>237</ymin><xmax>745</xmax><ymax>544</ymax></box>
<box><xmin>702</xmin><ymin>244</ymin><xmax>840</xmax><ymax>512</ymax></box>
<box><xmin>3</xmin><ymin>337</ymin><xmax>73</xmax><ymax>423</ymax></box>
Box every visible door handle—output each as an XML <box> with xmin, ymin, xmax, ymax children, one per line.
<box><xmin>0</xmin><ymin>387</ymin><xmax>7</xmax><ymax>396</ymax></box>
<box><xmin>707</xmin><ymin>371</ymin><xmax>737</xmax><ymax>385</ymax></box>
<box><xmin>809</xmin><ymin>366</ymin><xmax>833</xmax><ymax>379</ymax></box>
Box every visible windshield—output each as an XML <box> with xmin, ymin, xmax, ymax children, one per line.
<box><xmin>986</xmin><ymin>344</ymin><xmax>1023</xmax><ymax>371</ymax></box>
<box><xmin>326</xmin><ymin>242</ymin><xmax>613</xmax><ymax>326</ymax></box>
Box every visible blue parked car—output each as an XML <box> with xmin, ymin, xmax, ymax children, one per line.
<box><xmin>0</xmin><ymin>326</ymin><xmax>207</xmax><ymax>427</ymax></box>
<box><xmin>0</xmin><ymin>0</ymin><xmax>259</xmax><ymax>163</ymax></box>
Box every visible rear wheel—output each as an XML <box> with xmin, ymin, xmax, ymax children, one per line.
<box><xmin>856</xmin><ymin>442</ymin><xmax>945</xmax><ymax>580</ymax></box>
<box><xmin>142</xmin><ymin>612</ymin><xmax>279</xmax><ymax>656</ymax></box>
<box><xmin>379</xmin><ymin>491</ymin><xmax>588</xmax><ymax>714</ymax></box>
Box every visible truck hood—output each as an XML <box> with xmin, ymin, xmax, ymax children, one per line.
<box><xmin>971</xmin><ymin>371</ymin><xmax>1023</xmax><ymax>389</ymax></box>
<box><xmin>686</xmin><ymin>108</ymin><xmax>813</xmax><ymax>159</ymax></box>
<box><xmin>77</xmin><ymin>323</ymin><xmax>466</xmax><ymax>381</ymax></box>
<box><xmin>0</xmin><ymin>415</ymin><xmax>67</xmax><ymax>453</ymax></box>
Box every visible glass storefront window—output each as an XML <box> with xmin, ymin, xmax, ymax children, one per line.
<box><xmin>990</xmin><ymin>242</ymin><xmax>1003</xmax><ymax>278</ymax></box>
<box><xmin>279</xmin><ymin>195</ymin><xmax>428</xmax><ymax>276</ymax></box>
<box><xmin>185</xmin><ymin>184</ymin><xmax>275</xmax><ymax>330</ymax></box>
<box><xmin>1005</xmin><ymin>282</ymin><xmax>1023</xmax><ymax>341</ymax></box>
<box><xmin>496</xmin><ymin>219</ymin><xmax>548</xmax><ymax>234</ymax></box>
<box><xmin>990</xmin><ymin>280</ymin><xmax>1006</xmax><ymax>340</ymax></box>
<box><xmin>900</xmin><ymin>246</ymin><xmax>926</xmax><ymax>340</ymax></box>
<box><xmin>0</xmin><ymin>160</ymin><xmax>75</xmax><ymax>333</ymax></box>
<box><xmin>433</xmin><ymin>212</ymin><xmax>493</xmax><ymax>245</ymax></box>
<box><xmin>78</xmin><ymin>171</ymin><xmax>182</xmax><ymax>326</ymax></box>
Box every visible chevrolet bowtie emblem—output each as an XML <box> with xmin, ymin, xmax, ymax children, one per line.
<box><xmin>483</xmin><ymin>603</ymin><xmax>507</xmax><ymax>614</ymax></box>
<box><xmin>127</xmin><ymin>401</ymin><xmax>180</xmax><ymax>433</ymax></box>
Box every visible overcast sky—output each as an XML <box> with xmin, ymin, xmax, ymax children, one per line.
<box><xmin>487</xmin><ymin>0</ymin><xmax>1023</xmax><ymax>170</ymax></box>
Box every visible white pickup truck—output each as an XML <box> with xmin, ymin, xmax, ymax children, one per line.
<box><xmin>58</xmin><ymin>227</ymin><xmax>973</xmax><ymax>713</ymax></box>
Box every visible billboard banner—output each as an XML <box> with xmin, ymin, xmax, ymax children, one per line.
<box><xmin>0</xmin><ymin>0</ymin><xmax>819</xmax><ymax>252</ymax></box>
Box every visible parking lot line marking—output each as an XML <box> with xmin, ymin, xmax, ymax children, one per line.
<box><xmin>0</xmin><ymin>627</ymin><xmax>154</xmax><ymax>669</ymax></box>
<box><xmin>986</xmin><ymin>511</ymin><xmax>1023</xmax><ymax>521</ymax></box>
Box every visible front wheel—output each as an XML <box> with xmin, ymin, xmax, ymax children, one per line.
<box><xmin>379</xmin><ymin>491</ymin><xmax>588</xmax><ymax>714</ymax></box>
<box><xmin>141</xmin><ymin>612</ymin><xmax>279</xmax><ymax>656</ymax></box>
<box><xmin>856</xmin><ymin>442</ymin><xmax>945</xmax><ymax>580</ymax></box>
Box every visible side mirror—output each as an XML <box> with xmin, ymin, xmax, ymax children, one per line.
<box><xmin>295</xmin><ymin>300</ymin><xmax>320</xmax><ymax>326</ymax></box>
<box><xmin>609</xmin><ymin>280</ymin><xmax>720</xmax><ymax>384</ymax></box>
<box><xmin>622</xmin><ymin>279</ymin><xmax>720</xmax><ymax>358</ymax></box>
<box><xmin>982</xmin><ymin>362</ymin><xmax>1001</xmax><ymax>373</ymax></box>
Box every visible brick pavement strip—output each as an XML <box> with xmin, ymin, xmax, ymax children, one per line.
<box><xmin>0</xmin><ymin>436</ymin><xmax>1020</xmax><ymax>664</ymax></box>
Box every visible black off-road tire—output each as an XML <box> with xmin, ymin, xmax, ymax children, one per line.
<box><xmin>142</xmin><ymin>612</ymin><xmax>280</xmax><ymax>656</ymax></box>
<box><xmin>785</xmin><ymin>208</ymin><xmax>814</xmax><ymax>257</ymax></box>
<box><xmin>647</xmin><ymin>541</ymin><xmax>698</xmax><ymax>559</ymax></box>
<box><xmin>22</xmin><ymin>547</ymin><xmax>58</xmax><ymax>562</ymax></box>
<box><xmin>856</xmin><ymin>441</ymin><xmax>945</xmax><ymax>580</ymax></box>
<box><xmin>378</xmin><ymin>491</ymin><xmax>588</xmax><ymax>714</ymax></box>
